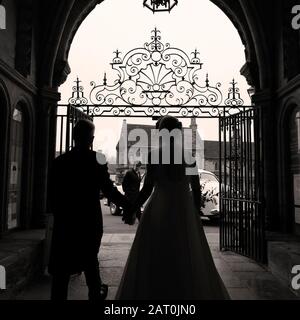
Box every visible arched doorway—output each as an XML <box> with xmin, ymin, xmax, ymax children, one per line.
<box><xmin>289</xmin><ymin>106</ymin><xmax>300</xmax><ymax>236</ymax></box>
<box><xmin>7</xmin><ymin>104</ymin><xmax>25</xmax><ymax>230</ymax></box>
<box><xmin>40</xmin><ymin>0</ymin><xmax>270</xmax><ymax>263</ymax></box>
<box><xmin>6</xmin><ymin>101</ymin><xmax>32</xmax><ymax>231</ymax></box>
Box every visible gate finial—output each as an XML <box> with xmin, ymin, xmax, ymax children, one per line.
<box><xmin>224</xmin><ymin>79</ymin><xmax>244</xmax><ymax>107</ymax></box>
<box><xmin>68</xmin><ymin>77</ymin><xmax>88</xmax><ymax>106</ymax></box>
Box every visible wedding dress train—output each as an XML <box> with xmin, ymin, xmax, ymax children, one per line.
<box><xmin>116</xmin><ymin>155</ymin><xmax>230</xmax><ymax>300</ymax></box>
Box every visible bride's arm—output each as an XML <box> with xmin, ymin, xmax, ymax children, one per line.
<box><xmin>191</xmin><ymin>173</ymin><xmax>202</xmax><ymax>211</ymax></box>
<box><xmin>189</xmin><ymin>162</ymin><xmax>202</xmax><ymax>212</ymax></box>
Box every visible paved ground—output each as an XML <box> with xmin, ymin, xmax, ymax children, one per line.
<box><xmin>17</xmin><ymin>201</ymin><xmax>299</xmax><ymax>300</ymax></box>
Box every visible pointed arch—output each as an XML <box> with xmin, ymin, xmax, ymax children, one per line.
<box><xmin>40</xmin><ymin>0</ymin><xmax>269</xmax><ymax>92</ymax></box>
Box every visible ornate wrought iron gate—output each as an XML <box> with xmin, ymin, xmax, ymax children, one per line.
<box><xmin>219</xmin><ymin>108</ymin><xmax>265</xmax><ymax>262</ymax></box>
<box><xmin>55</xmin><ymin>29</ymin><xmax>266</xmax><ymax>262</ymax></box>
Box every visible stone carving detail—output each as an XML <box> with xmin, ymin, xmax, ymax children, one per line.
<box><xmin>53</xmin><ymin>60</ymin><xmax>71</xmax><ymax>87</ymax></box>
<box><xmin>240</xmin><ymin>61</ymin><xmax>258</xmax><ymax>89</ymax></box>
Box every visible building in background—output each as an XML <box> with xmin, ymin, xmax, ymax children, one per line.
<box><xmin>204</xmin><ymin>140</ymin><xmax>220</xmax><ymax>177</ymax></box>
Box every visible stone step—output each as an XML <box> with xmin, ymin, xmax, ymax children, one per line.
<box><xmin>0</xmin><ymin>230</ymin><xmax>45</xmax><ymax>299</ymax></box>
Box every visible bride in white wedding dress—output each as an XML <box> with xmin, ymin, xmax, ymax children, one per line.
<box><xmin>116</xmin><ymin>116</ymin><xmax>230</xmax><ymax>300</ymax></box>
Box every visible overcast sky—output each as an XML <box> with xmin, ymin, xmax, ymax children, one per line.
<box><xmin>59</xmin><ymin>0</ymin><xmax>250</xmax><ymax>160</ymax></box>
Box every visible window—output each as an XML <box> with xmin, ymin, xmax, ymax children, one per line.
<box><xmin>0</xmin><ymin>5</ymin><xmax>6</xmax><ymax>30</ymax></box>
<box><xmin>7</xmin><ymin>107</ymin><xmax>24</xmax><ymax>229</ymax></box>
<box><xmin>290</xmin><ymin>107</ymin><xmax>300</xmax><ymax>235</ymax></box>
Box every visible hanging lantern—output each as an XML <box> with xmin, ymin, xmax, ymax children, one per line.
<box><xmin>143</xmin><ymin>0</ymin><xmax>178</xmax><ymax>13</ymax></box>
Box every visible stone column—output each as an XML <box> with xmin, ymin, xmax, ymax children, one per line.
<box><xmin>253</xmin><ymin>91</ymin><xmax>280</xmax><ymax>232</ymax></box>
<box><xmin>31</xmin><ymin>87</ymin><xmax>60</xmax><ymax>228</ymax></box>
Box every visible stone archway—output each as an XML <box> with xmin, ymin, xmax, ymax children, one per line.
<box><xmin>36</xmin><ymin>0</ymin><xmax>278</xmax><ymax>244</ymax></box>
<box><xmin>4</xmin><ymin>97</ymin><xmax>35</xmax><ymax>231</ymax></box>
<box><xmin>278</xmin><ymin>97</ymin><xmax>300</xmax><ymax>235</ymax></box>
<box><xmin>43</xmin><ymin>0</ymin><xmax>273</xmax><ymax>262</ymax></box>
<box><xmin>41</xmin><ymin>0</ymin><xmax>270</xmax><ymax>92</ymax></box>
<box><xmin>211</xmin><ymin>0</ymin><xmax>272</xmax><ymax>90</ymax></box>
<box><xmin>40</xmin><ymin>0</ymin><xmax>104</xmax><ymax>88</ymax></box>
<box><xmin>51</xmin><ymin>0</ymin><xmax>273</xmax><ymax>207</ymax></box>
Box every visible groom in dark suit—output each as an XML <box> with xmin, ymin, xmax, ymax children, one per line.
<box><xmin>48</xmin><ymin>119</ymin><xmax>129</xmax><ymax>300</ymax></box>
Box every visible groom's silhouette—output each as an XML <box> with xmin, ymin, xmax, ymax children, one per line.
<box><xmin>48</xmin><ymin>120</ymin><xmax>129</xmax><ymax>300</ymax></box>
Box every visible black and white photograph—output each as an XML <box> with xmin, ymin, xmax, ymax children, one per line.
<box><xmin>0</xmin><ymin>0</ymin><xmax>300</xmax><ymax>313</ymax></box>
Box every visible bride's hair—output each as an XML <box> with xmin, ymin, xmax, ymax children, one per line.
<box><xmin>158</xmin><ymin>116</ymin><xmax>182</xmax><ymax>131</ymax></box>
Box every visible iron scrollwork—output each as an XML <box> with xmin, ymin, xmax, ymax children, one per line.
<box><xmin>66</xmin><ymin>28</ymin><xmax>246</xmax><ymax>118</ymax></box>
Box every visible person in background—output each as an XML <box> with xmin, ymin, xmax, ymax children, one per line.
<box><xmin>122</xmin><ymin>161</ymin><xmax>142</xmax><ymax>224</ymax></box>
